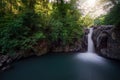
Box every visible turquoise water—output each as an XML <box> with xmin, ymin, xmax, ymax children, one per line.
<box><xmin>1</xmin><ymin>53</ymin><xmax>120</xmax><ymax>80</ymax></box>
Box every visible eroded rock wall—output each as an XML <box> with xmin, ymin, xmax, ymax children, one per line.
<box><xmin>92</xmin><ymin>25</ymin><xmax>120</xmax><ymax>60</ymax></box>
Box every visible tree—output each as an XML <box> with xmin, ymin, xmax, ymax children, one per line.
<box><xmin>0</xmin><ymin>0</ymin><xmax>85</xmax><ymax>54</ymax></box>
<box><xmin>104</xmin><ymin>0</ymin><xmax>120</xmax><ymax>26</ymax></box>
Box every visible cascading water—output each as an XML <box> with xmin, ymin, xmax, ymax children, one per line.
<box><xmin>87</xmin><ymin>28</ymin><xmax>94</xmax><ymax>53</ymax></box>
<box><xmin>76</xmin><ymin>28</ymin><xmax>105</xmax><ymax>62</ymax></box>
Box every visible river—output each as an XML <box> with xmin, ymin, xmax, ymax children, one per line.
<box><xmin>1</xmin><ymin>28</ymin><xmax>120</xmax><ymax>80</ymax></box>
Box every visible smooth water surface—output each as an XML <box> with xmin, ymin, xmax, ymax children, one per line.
<box><xmin>0</xmin><ymin>53</ymin><xmax>120</xmax><ymax>80</ymax></box>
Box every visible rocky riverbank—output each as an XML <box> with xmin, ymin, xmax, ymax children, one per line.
<box><xmin>0</xmin><ymin>31</ymin><xmax>88</xmax><ymax>72</ymax></box>
<box><xmin>92</xmin><ymin>25</ymin><xmax>120</xmax><ymax>60</ymax></box>
<box><xmin>0</xmin><ymin>54</ymin><xmax>13</xmax><ymax>72</ymax></box>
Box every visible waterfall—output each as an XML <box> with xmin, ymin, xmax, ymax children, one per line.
<box><xmin>87</xmin><ymin>28</ymin><xmax>94</xmax><ymax>52</ymax></box>
<box><xmin>76</xmin><ymin>28</ymin><xmax>106</xmax><ymax>63</ymax></box>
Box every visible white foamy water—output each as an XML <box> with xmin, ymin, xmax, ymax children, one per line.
<box><xmin>76</xmin><ymin>28</ymin><xmax>107</xmax><ymax>64</ymax></box>
<box><xmin>87</xmin><ymin>28</ymin><xmax>94</xmax><ymax>52</ymax></box>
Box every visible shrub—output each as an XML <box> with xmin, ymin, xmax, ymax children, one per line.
<box><xmin>0</xmin><ymin>13</ymin><xmax>45</xmax><ymax>55</ymax></box>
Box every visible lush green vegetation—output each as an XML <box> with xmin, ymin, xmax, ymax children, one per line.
<box><xmin>104</xmin><ymin>3</ymin><xmax>120</xmax><ymax>26</ymax></box>
<box><xmin>1</xmin><ymin>0</ymin><xmax>119</xmax><ymax>55</ymax></box>
<box><xmin>0</xmin><ymin>0</ymin><xmax>87</xmax><ymax>55</ymax></box>
<box><xmin>94</xmin><ymin>0</ymin><xmax>120</xmax><ymax>26</ymax></box>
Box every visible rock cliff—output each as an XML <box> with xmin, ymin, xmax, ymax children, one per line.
<box><xmin>92</xmin><ymin>25</ymin><xmax>120</xmax><ymax>60</ymax></box>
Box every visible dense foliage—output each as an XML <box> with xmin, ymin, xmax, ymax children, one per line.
<box><xmin>94</xmin><ymin>0</ymin><xmax>120</xmax><ymax>26</ymax></box>
<box><xmin>94</xmin><ymin>15</ymin><xmax>105</xmax><ymax>25</ymax></box>
<box><xmin>0</xmin><ymin>0</ymin><xmax>85</xmax><ymax>55</ymax></box>
<box><xmin>80</xmin><ymin>15</ymin><xmax>94</xmax><ymax>27</ymax></box>
<box><xmin>104</xmin><ymin>3</ymin><xmax>120</xmax><ymax>26</ymax></box>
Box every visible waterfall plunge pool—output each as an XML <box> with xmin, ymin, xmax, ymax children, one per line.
<box><xmin>1</xmin><ymin>28</ymin><xmax>120</xmax><ymax>80</ymax></box>
<box><xmin>1</xmin><ymin>53</ymin><xmax>120</xmax><ymax>80</ymax></box>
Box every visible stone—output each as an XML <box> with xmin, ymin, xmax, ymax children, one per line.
<box><xmin>32</xmin><ymin>40</ymin><xmax>49</xmax><ymax>56</ymax></box>
<box><xmin>0</xmin><ymin>54</ymin><xmax>13</xmax><ymax>71</ymax></box>
<box><xmin>6</xmin><ymin>58</ymin><xmax>12</xmax><ymax>64</ymax></box>
<box><xmin>0</xmin><ymin>63</ymin><xmax>2</xmax><ymax>67</ymax></box>
<box><xmin>1</xmin><ymin>65</ymin><xmax>11</xmax><ymax>71</ymax></box>
<box><xmin>0</xmin><ymin>55</ymin><xmax>9</xmax><ymax>63</ymax></box>
<box><xmin>92</xmin><ymin>25</ymin><xmax>120</xmax><ymax>60</ymax></box>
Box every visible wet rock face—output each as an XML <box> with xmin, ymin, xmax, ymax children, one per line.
<box><xmin>0</xmin><ymin>54</ymin><xmax>13</xmax><ymax>72</ymax></box>
<box><xmin>92</xmin><ymin>25</ymin><xmax>112</xmax><ymax>53</ymax></box>
<box><xmin>32</xmin><ymin>40</ymin><xmax>49</xmax><ymax>56</ymax></box>
<box><xmin>92</xmin><ymin>25</ymin><xmax>120</xmax><ymax>60</ymax></box>
<box><xmin>51</xmin><ymin>39</ymin><xmax>87</xmax><ymax>53</ymax></box>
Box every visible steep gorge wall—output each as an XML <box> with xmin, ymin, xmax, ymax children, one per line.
<box><xmin>92</xmin><ymin>25</ymin><xmax>120</xmax><ymax>60</ymax></box>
